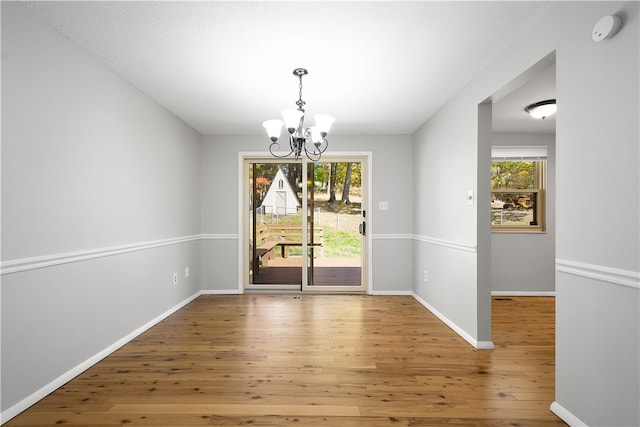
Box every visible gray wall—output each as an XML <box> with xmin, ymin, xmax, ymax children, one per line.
<box><xmin>491</xmin><ymin>133</ymin><xmax>556</xmax><ymax>294</ymax></box>
<box><xmin>552</xmin><ymin>2</ymin><xmax>639</xmax><ymax>426</ymax></box>
<box><xmin>413</xmin><ymin>1</ymin><xmax>639</xmax><ymax>425</ymax></box>
<box><xmin>2</xmin><ymin>1</ymin><xmax>638</xmax><ymax>426</ymax></box>
<box><xmin>199</xmin><ymin>134</ymin><xmax>414</xmax><ymax>294</ymax></box>
<box><xmin>1</xmin><ymin>2</ymin><xmax>202</xmax><ymax>414</ymax></box>
<box><xmin>412</xmin><ymin>77</ymin><xmax>490</xmax><ymax>347</ymax></box>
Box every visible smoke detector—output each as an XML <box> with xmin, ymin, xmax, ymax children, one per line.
<box><xmin>592</xmin><ymin>15</ymin><xmax>621</xmax><ymax>42</ymax></box>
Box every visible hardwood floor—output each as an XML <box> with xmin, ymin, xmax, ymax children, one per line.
<box><xmin>5</xmin><ymin>295</ymin><xmax>566</xmax><ymax>426</ymax></box>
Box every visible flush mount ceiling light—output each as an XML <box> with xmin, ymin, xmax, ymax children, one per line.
<box><xmin>263</xmin><ymin>68</ymin><xmax>335</xmax><ymax>161</ymax></box>
<box><xmin>524</xmin><ymin>99</ymin><xmax>557</xmax><ymax>119</ymax></box>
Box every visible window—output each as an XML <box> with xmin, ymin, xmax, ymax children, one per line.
<box><xmin>491</xmin><ymin>146</ymin><xmax>546</xmax><ymax>232</ymax></box>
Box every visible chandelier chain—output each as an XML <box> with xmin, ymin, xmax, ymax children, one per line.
<box><xmin>296</xmin><ymin>74</ymin><xmax>306</xmax><ymax>109</ymax></box>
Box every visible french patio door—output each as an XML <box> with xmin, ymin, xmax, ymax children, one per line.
<box><xmin>244</xmin><ymin>157</ymin><xmax>367</xmax><ymax>293</ymax></box>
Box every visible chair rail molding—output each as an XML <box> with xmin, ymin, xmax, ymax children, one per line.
<box><xmin>413</xmin><ymin>234</ymin><xmax>477</xmax><ymax>253</ymax></box>
<box><xmin>556</xmin><ymin>258</ymin><xmax>640</xmax><ymax>290</ymax></box>
<box><xmin>371</xmin><ymin>233</ymin><xmax>414</xmax><ymax>240</ymax></box>
<box><xmin>1</xmin><ymin>235</ymin><xmax>204</xmax><ymax>275</ymax></box>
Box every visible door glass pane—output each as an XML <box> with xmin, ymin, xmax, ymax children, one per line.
<box><xmin>307</xmin><ymin>161</ymin><xmax>362</xmax><ymax>287</ymax></box>
<box><xmin>249</xmin><ymin>162</ymin><xmax>304</xmax><ymax>286</ymax></box>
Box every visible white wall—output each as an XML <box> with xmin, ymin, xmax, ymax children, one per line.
<box><xmin>491</xmin><ymin>133</ymin><xmax>556</xmax><ymax>294</ymax></box>
<box><xmin>1</xmin><ymin>2</ymin><xmax>202</xmax><ymax>417</ymax></box>
<box><xmin>413</xmin><ymin>1</ymin><xmax>639</xmax><ymax>425</ymax></box>
<box><xmin>199</xmin><ymin>134</ymin><xmax>414</xmax><ymax>294</ymax></box>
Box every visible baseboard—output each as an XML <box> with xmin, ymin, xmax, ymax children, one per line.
<box><xmin>474</xmin><ymin>340</ymin><xmax>496</xmax><ymax>350</ymax></box>
<box><xmin>411</xmin><ymin>292</ymin><xmax>494</xmax><ymax>350</ymax></box>
<box><xmin>492</xmin><ymin>291</ymin><xmax>556</xmax><ymax>297</ymax></box>
<box><xmin>200</xmin><ymin>289</ymin><xmax>242</xmax><ymax>295</ymax></box>
<box><xmin>371</xmin><ymin>290</ymin><xmax>413</xmax><ymax>296</ymax></box>
<box><xmin>550</xmin><ymin>401</ymin><xmax>588</xmax><ymax>426</ymax></box>
<box><xmin>0</xmin><ymin>291</ymin><xmax>203</xmax><ymax>425</ymax></box>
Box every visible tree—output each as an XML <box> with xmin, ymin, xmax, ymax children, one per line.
<box><xmin>491</xmin><ymin>161</ymin><xmax>535</xmax><ymax>189</ymax></box>
<box><xmin>328</xmin><ymin>163</ymin><xmax>338</xmax><ymax>203</ymax></box>
<box><xmin>341</xmin><ymin>162</ymin><xmax>353</xmax><ymax>204</ymax></box>
<box><xmin>313</xmin><ymin>162</ymin><xmax>329</xmax><ymax>189</ymax></box>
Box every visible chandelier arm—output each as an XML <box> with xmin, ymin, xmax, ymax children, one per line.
<box><xmin>316</xmin><ymin>138</ymin><xmax>329</xmax><ymax>154</ymax></box>
<box><xmin>304</xmin><ymin>150</ymin><xmax>322</xmax><ymax>162</ymax></box>
<box><xmin>302</xmin><ymin>139</ymin><xmax>327</xmax><ymax>162</ymax></box>
<box><xmin>268</xmin><ymin>141</ymin><xmax>294</xmax><ymax>159</ymax></box>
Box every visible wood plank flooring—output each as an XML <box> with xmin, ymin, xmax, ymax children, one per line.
<box><xmin>4</xmin><ymin>295</ymin><xmax>566</xmax><ymax>426</ymax></box>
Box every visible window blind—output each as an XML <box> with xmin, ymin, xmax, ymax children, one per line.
<box><xmin>491</xmin><ymin>146</ymin><xmax>547</xmax><ymax>160</ymax></box>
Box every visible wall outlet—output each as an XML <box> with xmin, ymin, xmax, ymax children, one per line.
<box><xmin>173</xmin><ymin>273</ymin><xmax>178</xmax><ymax>285</ymax></box>
<box><xmin>185</xmin><ymin>267</ymin><xmax>190</xmax><ymax>278</ymax></box>
<box><xmin>423</xmin><ymin>270</ymin><xmax>429</xmax><ymax>282</ymax></box>
<box><xmin>379</xmin><ymin>201</ymin><xmax>389</xmax><ymax>210</ymax></box>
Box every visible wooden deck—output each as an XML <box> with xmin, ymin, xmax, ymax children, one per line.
<box><xmin>4</xmin><ymin>295</ymin><xmax>565</xmax><ymax>426</ymax></box>
<box><xmin>253</xmin><ymin>266</ymin><xmax>362</xmax><ymax>286</ymax></box>
<box><xmin>252</xmin><ymin>257</ymin><xmax>361</xmax><ymax>286</ymax></box>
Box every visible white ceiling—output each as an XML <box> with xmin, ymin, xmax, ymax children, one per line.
<box><xmin>23</xmin><ymin>1</ymin><xmax>557</xmax><ymax>136</ymax></box>
<box><xmin>493</xmin><ymin>62</ymin><xmax>556</xmax><ymax>134</ymax></box>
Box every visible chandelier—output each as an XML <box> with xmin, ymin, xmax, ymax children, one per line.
<box><xmin>263</xmin><ymin>68</ymin><xmax>335</xmax><ymax>161</ymax></box>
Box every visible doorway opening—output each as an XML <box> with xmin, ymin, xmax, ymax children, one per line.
<box><xmin>482</xmin><ymin>51</ymin><xmax>556</xmax><ymax>345</ymax></box>
<box><xmin>242</xmin><ymin>156</ymin><xmax>369</xmax><ymax>293</ymax></box>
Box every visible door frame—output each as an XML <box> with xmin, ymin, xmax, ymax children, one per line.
<box><xmin>238</xmin><ymin>151</ymin><xmax>372</xmax><ymax>294</ymax></box>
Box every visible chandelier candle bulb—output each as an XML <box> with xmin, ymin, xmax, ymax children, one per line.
<box><xmin>281</xmin><ymin>109</ymin><xmax>304</xmax><ymax>132</ymax></box>
<box><xmin>262</xmin><ymin>119</ymin><xmax>283</xmax><ymax>142</ymax></box>
<box><xmin>311</xmin><ymin>126</ymin><xmax>322</xmax><ymax>143</ymax></box>
<box><xmin>314</xmin><ymin>114</ymin><xmax>336</xmax><ymax>136</ymax></box>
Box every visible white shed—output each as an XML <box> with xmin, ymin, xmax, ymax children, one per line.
<box><xmin>260</xmin><ymin>168</ymin><xmax>301</xmax><ymax>215</ymax></box>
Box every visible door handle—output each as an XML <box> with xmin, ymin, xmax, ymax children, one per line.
<box><xmin>359</xmin><ymin>222</ymin><xmax>366</xmax><ymax>236</ymax></box>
